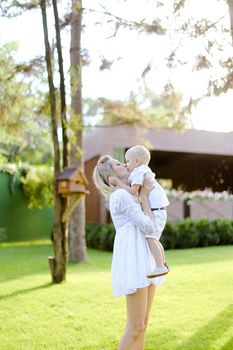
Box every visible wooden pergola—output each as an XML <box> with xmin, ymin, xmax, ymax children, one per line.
<box><xmin>84</xmin><ymin>125</ymin><xmax>233</xmax><ymax>223</ymax></box>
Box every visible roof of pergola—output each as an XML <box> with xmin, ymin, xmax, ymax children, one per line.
<box><xmin>84</xmin><ymin>124</ymin><xmax>233</xmax><ymax>161</ymax></box>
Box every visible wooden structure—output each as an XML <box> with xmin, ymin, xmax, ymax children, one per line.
<box><xmin>84</xmin><ymin>125</ymin><xmax>233</xmax><ymax>224</ymax></box>
<box><xmin>56</xmin><ymin>167</ymin><xmax>89</xmax><ymax>222</ymax></box>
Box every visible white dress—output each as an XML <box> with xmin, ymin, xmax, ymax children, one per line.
<box><xmin>109</xmin><ymin>189</ymin><xmax>165</xmax><ymax>298</ymax></box>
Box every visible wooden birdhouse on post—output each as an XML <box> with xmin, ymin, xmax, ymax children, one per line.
<box><xmin>56</xmin><ymin>167</ymin><xmax>89</xmax><ymax>223</ymax></box>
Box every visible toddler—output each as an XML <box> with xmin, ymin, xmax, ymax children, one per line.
<box><xmin>110</xmin><ymin>145</ymin><xmax>170</xmax><ymax>278</ymax></box>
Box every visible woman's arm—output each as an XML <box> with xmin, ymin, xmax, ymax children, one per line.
<box><xmin>111</xmin><ymin>190</ymin><xmax>155</xmax><ymax>236</ymax></box>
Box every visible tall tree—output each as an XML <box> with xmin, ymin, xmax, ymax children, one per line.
<box><xmin>97</xmin><ymin>87</ymin><xmax>187</xmax><ymax>130</ymax></box>
<box><xmin>40</xmin><ymin>0</ymin><xmax>68</xmax><ymax>282</ymax></box>
<box><xmin>167</xmin><ymin>0</ymin><xmax>233</xmax><ymax>110</ymax></box>
<box><xmin>52</xmin><ymin>0</ymin><xmax>69</xmax><ymax>168</ymax></box>
<box><xmin>227</xmin><ymin>0</ymin><xmax>233</xmax><ymax>43</ymax></box>
<box><xmin>69</xmin><ymin>0</ymin><xmax>87</xmax><ymax>262</ymax></box>
<box><xmin>0</xmin><ymin>0</ymin><xmax>88</xmax><ymax>266</ymax></box>
<box><xmin>0</xmin><ymin>40</ymin><xmax>53</xmax><ymax>165</ymax></box>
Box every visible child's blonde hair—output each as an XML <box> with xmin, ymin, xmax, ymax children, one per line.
<box><xmin>125</xmin><ymin>145</ymin><xmax>151</xmax><ymax>165</ymax></box>
<box><xmin>92</xmin><ymin>155</ymin><xmax>116</xmax><ymax>198</ymax></box>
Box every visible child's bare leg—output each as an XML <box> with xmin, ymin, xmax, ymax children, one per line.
<box><xmin>147</xmin><ymin>238</ymin><xmax>163</xmax><ymax>267</ymax></box>
<box><xmin>157</xmin><ymin>241</ymin><xmax>166</xmax><ymax>265</ymax></box>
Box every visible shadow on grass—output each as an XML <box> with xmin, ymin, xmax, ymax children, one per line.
<box><xmin>0</xmin><ymin>243</ymin><xmax>53</xmax><ymax>282</ymax></box>
<box><xmin>147</xmin><ymin>305</ymin><xmax>233</xmax><ymax>350</ymax></box>
<box><xmin>0</xmin><ymin>244</ymin><xmax>111</xmax><ymax>283</ymax></box>
<box><xmin>0</xmin><ymin>282</ymin><xmax>53</xmax><ymax>301</ymax></box>
<box><xmin>173</xmin><ymin>304</ymin><xmax>233</xmax><ymax>350</ymax></box>
<box><xmin>220</xmin><ymin>336</ymin><xmax>233</xmax><ymax>350</ymax></box>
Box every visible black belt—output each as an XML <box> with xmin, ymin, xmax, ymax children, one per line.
<box><xmin>151</xmin><ymin>207</ymin><xmax>165</xmax><ymax>211</ymax></box>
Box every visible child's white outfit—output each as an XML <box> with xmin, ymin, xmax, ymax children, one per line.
<box><xmin>129</xmin><ymin>164</ymin><xmax>169</xmax><ymax>240</ymax></box>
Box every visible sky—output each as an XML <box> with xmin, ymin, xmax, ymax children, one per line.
<box><xmin>0</xmin><ymin>0</ymin><xmax>233</xmax><ymax>133</ymax></box>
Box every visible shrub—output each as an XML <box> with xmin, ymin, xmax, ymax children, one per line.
<box><xmin>213</xmin><ymin>218</ymin><xmax>233</xmax><ymax>245</ymax></box>
<box><xmin>21</xmin><ymin>166</ymin><xmax>54</xmax><ymax>209</ymax></box>
<box><xmin>196</xmin><ymin>219</ymin><xmax>219</xmax><ymax>247</ymax></box>
<box><xmin>86</xmin><ymin>222</ymin><xmax>115</xmax><ymax>251</ymax></box>
<box><xmin>175</xmin><ymin>218</ymin><xmax>199</xmax><ymax>248</ymax></box>
<box><xmin>86</xmin><ymin>223</ymin><xmax>102</xmax><ymax>249</ymax></box>
<box><xmin>161</xmin><ymin>221</ymin><xmax>178</xmax><ymax>250</ymax></box>
<box><xmin>86</xmin><ymin>219</ymin><xmax>233</xmax><ymax>252</ymax></box>
<box><xmin>0</xmin><ymin>227</ymin><xmax>8</xmax><ymax>242</ymax></box>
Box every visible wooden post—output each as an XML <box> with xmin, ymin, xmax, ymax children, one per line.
<box><xmin>62</xmin><ymin>193</ymin><xmax>83</xmax><ymax>223</ymax></box>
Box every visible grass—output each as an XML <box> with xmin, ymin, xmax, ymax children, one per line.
<box><xmin>0</xmin><ymin>242</ymin><xmax>233</xmax><ymax>350</ymax></box>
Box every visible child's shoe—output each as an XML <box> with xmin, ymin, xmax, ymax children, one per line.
<box><xmin>147</xmin><ymin>265</ymin><xmax>169</xmax><ymax>278</ymax></box>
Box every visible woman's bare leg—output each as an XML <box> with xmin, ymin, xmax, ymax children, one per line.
<box><xmin>131</xmin><ymin>285</ymin><xmax>156</xmax><ymax>350</ymax></box>
<box><xmin>118</xmin><ymin>287</ymin><xmax>149</xmax><ymax>350</ymax></box>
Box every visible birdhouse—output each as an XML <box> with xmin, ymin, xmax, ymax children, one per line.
<box><xmin>56</xmin><ymin>167</ymin><xmax>89</xmax><ymax>196</ymax></box>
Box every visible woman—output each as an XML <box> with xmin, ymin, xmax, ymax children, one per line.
<box><xmin>93</xmin><ymin>155</ymin><xmax>165</xmax><ymax>350</ymax></box>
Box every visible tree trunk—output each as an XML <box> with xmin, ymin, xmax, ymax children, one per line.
<box><xmin>40</xmin><ymin>0</ymin><xmax>67</xmax><ymax>282</ymax></box>
<box><xmin>227</xmin><ymin>0</ymin><xmax>233</xmax><ymax>45</ymax></box>
<box><xmin>52</xmin><ymin>0</ymin><xmax>69</xmax><ymax>168</ymax></box>
<box><xmin>69</xmin><ymin>0</ymin><xmax>87</xmax><ymax>262</ymax></box>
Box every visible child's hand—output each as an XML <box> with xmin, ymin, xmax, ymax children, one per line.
<box><xmin>109</xmin><ymin>176</ymin><xmax>119</xmax><ymax>186</ymax></box>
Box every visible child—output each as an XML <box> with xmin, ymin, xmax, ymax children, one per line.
<box><xmin>109</xmin><ymin>145</ymin><xmax>170</xmax><ymax>278</ymax></box>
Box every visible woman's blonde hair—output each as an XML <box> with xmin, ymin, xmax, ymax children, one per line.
<box><xmin>93</xmin><ymin>155</ymin><xmax>116</xmax><ymax>198</ymax></box>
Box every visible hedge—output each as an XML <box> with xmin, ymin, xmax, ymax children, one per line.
<box><xmin>86</xmin><ymin>218</ymin><xmax>233</xmax><ymax>251</ymax></box>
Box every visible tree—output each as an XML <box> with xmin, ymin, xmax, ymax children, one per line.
<box><xmin>0</xmin><ymin>0</ymin><xmax>88</xmax><ymax>270</ymax></box>
<box><xmin>166</xmin><ymin>0</ymin><xmax>233</xmax><ymax>111</ymax></box>
<box><xmin>79</xmin><ymin>1</ymin><xmax>194</xmax><ymax>131</ymax></box>
<box><xmin>40</xmin><ymin>0</ymin><xmax>69</xmax><ymax>283</ymax></box>
<box><xmin>228</xmin><ymin>0</ymin><xmax>233</xmax><ymax>44</ymax></box>
<box><xmin>69</xmin><ymin>0</ymin><xmax>87</xmax><ymax>262</ymax></box>
<box><xmin>0</xmin><ymin>41</ymin><xmax>52</xmax><ymax>164</ymax></box>
<box><xmin>52</xmin><ymin>0</ymin><xmax>69</xmax><ymax>168</ymax></box>
<box><xmin>96</xmin><ymin>86</ymin><xmax>188</xmax><ymax>130</ymax></box>
<box><xmin>81</xmin><ymin>0</ymin><xmax>233</xmax><ymax>128</ymax></box>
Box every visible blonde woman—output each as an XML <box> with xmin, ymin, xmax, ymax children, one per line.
<box><xmin>93</xmin><ymin>155</ymin><xmax>165</xmax><ymax>350</ymax></box>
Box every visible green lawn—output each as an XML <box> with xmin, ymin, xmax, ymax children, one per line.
<box><xmin>0</xmin><ymin>242</ymin><xmax>233</xmax><ymax>350</ymax></box>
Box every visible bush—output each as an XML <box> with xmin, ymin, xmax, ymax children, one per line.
<box><xmin>161</xmin><ymin>221</ymin><xmax>178</xmax><ymax>250</ymax></box>
<box><xmin>21</xmin><ymin>166</ymin><xmax>54</xmax><ymax>209</ymax></box>
<box><xmin>196</xmin><ymin>219</ymin><xmax>219</xmax><ymax>247</ymax></box>
<box><xmin>213</xmin><ymin>219</ymin><xmax>233</xmax><ymax>245</ymax></box>
<box><xmin>86</xmin><ymin>218</ymin><xmax>233</xmax><ymax>252</ymax></box>
<box><xmin>86</xmin><ymin>222</ymin><xmax>115</xmax><ymax>251</ymax></box>
<box><xmin>175</xmin><ymin>218</ymin><xmax>199</xmax><ymax>249</ymax></box>
<box><xmin>86</xmin><ymin>223</ymin><xmax>102</xmax><ymax>249</ymax></box>
<box><xmin>0</xmin><ymin>227</ymin><xmax>7</xmax><ymax>242</ymax></box>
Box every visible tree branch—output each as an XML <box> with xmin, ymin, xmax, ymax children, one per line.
<box><xmin>191</xmin><ymin>12</ymin><xmax>228</xmax><ymax>39</ymax></box>
<box><xmin>83</xmin><ymin>6</ymin><xmax>166</xmax><ymax>35</ymax></box>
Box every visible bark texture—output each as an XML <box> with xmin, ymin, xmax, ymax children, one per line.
<box><xmin>69</xmin><ymin>0</ymin><xmax>87</xmax><ymax>262</ymax></box>
<box><xmin>40</xmin><ymin>0</ymin><xmax>67</xmax><ymax>282</ymax></box>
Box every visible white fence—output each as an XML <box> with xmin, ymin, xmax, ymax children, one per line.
<box><xmin>166</xmin><ymin>198</ymin><xmax>184</xmax><ymax>221</ymax></box>
<box><xmin>167</xmin><ymin>198</ymin><xmax>233</xmax><ymax>221</ymax></box>
<box><xmin>189</xmin><ymin>199</ymin><xmax>233</xmax><ymax>220</ymax></box>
